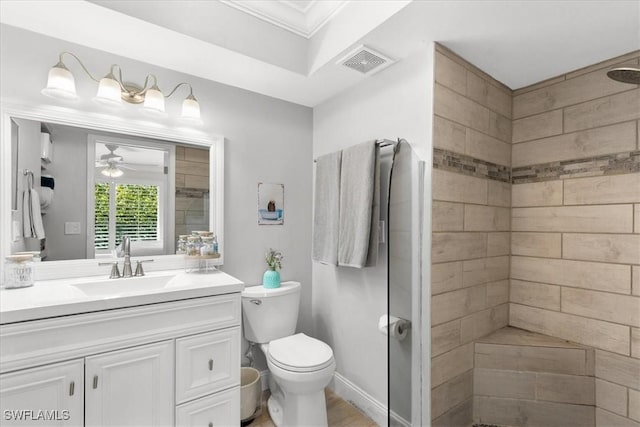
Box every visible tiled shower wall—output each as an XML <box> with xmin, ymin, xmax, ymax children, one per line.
<box><xmin>430</xmin><ymin>45</ymin><xmax>512</xmax><ymax>426</ymax></box>
<box><xmin>431</xmin><ymin>47</ymin><xmax>640</xmax><ymax>427</ymax></box>
<box><xmin>509</xmin><ymin>51</ymin><xmax>640</xmax><ymax>427</ymax></box>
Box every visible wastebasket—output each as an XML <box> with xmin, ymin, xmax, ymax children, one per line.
<box><xmin>241</xmin><ymin>367</ymin><xmax>261</xmax><ymax>421</ymax></box>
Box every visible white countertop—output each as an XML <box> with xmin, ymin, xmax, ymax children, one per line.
<box><xmin>0</xmin><ymin>269</ymin><xmax>244</xmax><ymax>324</ymax></box>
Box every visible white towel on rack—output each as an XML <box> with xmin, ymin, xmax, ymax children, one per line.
<box><xmin>338</xmin><ymin>141</ymin><xmax>380</xmax><ymax>268</ymax></box>
<box><xmin>23</xmin><ymin>188</ymin><xmax>46</xmax><ymax>239</ymax></box>
<box><xmin>312</xmin><ymin>151</ymin><xmax>342</xmax><ymax>265</ymax></box>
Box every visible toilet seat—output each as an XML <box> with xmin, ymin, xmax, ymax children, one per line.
<box><xmin>267</xmin><ymin>333</ymin><xmax>334</xmax><ymax>373</ymax></box>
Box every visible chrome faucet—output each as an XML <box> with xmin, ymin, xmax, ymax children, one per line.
<box><xmin>121</xmin><ymin>236</ymin><xmax>133</xmax><ymax>278</ymax></box>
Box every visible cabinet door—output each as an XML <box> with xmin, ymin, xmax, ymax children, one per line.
<box><xmin>175</xmin><ymin>327</ymin><xmax>240</xmax><ymax>404</ymax></box>
<box><xmin>175</xmin><ymin>387</ymin><xmax>240</xmax><ymax>427</ymax></box>
<box><xmin>0</xmin><ymin>359</ymin><xmax>84</xmax><ymax>427</ymax></box>
<box><xmin>85</xmin><ymin>340</ymin><xmax>174</xmax><ymax>427</ymax></box>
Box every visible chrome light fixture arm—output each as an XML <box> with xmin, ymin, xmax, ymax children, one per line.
<box><xmin>57</xmin><ymin>51</ymin><xmax>101</xmax><ymax>83</ymax></box>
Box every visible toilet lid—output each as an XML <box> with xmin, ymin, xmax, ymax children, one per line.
<box><xmin>268</xmin><ymin>333</ymin><xmax>334</xmax><ymax>372</ymax></box>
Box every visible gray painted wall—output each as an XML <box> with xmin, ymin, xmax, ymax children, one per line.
<box><xmin>312</xmin><ymin>48</ymin><xmax>434</xmax><ymax>408</ymax></box>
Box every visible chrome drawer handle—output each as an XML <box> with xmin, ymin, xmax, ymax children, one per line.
<box><xmin>209</xmin><ymin>423</ymin><xmax>213</xmax><ymax>427</ymax></box>
<box><xmin>69</xmin><ymin>381</ymin><xmax>75</xmax><ymax>396</ymax></box>
<box><xmin>208</xmin><ymin>359</ymin><xmax>213</xmax><ymax>371</ymax></box>
<box><xmin>93</xmin><ymin>375</ymin><xmax>98</xmax><ymax>389</ymax></box>
<box><xmin>250</xmin><ymin>299</ymin><xmax>261</xmax><ymax>305</ymax></box>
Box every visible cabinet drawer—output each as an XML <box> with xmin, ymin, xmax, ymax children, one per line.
<box><xmin>176</xmin><ymin>387</ymin><xmax>239</xmax><ymax>427</ymax></box>
<box><xmin>176</xmin><ymin>327</ymin><xmax>240</xmax><ymax>404</ymax></box>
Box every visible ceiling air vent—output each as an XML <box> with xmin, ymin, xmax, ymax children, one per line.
<box><xmin>340</xmin><ymin>45</ymin><xmax>394</xmax><ymax>75</ymax></box>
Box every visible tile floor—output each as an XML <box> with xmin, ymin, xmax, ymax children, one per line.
<box><xmin>245</xmin><ymin>389</ymin><xmax>378</xmax><ymax>427</ymax></box>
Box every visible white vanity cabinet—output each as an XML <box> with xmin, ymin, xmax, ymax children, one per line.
<box><xmin>0</xmin><ymin>292</ymin><xmax>242</xmax><ymax>427</ymax></box>
<box><xmin>0</xmin><ymin>359</ymin><xmax>84</xmax><ymax>426</ymax></box>
<box><xmin>85</xmin><ymin>341</ymin><xmax>174</xmax><ymax>427</ymax></box>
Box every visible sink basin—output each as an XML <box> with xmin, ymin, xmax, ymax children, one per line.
<box><xmin>71</xmin><ymin>275</ymin><xmax>173</xmax><ymax>297</ymax></box>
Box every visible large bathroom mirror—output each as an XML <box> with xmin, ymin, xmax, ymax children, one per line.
<box><xmin>0</xmin><ymin>104</ymin><xmax>224</xmax><ymax>277</ymax></box>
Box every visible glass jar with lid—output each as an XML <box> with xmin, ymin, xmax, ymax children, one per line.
<box><xmin>176</xmin><ymin>235</ymin><xmax>189</xmax><ymax>254</ymax></box>
<box><xmin>4</xmin><ymin>254</ymin><xmax>35</xmax><ymax>289</ymax></box>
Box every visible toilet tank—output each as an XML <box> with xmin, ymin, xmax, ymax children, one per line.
<box><xmin>241</xmin><ymin>281</ymin><xmax>301</xmax><ymax>343</ymax></box>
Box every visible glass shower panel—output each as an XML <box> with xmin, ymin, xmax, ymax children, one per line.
<box><xmin>388</xmin><ymin>141</ymin><xmax>424</xmax><ymax>426</ymax></box>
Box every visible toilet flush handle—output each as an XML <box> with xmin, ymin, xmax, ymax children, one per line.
<box><xmin>250</xmin><ymin>299</ymin><xmax>261</xmax><ymax>305</ymax></box>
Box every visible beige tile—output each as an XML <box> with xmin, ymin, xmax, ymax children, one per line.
<box><xmin>634</xmin><ymin>266</ymin><xmax>640</xmax><ymax>297</ymax></box>
<box><xmin>630</xmin><ymin>389</ymin><xmax>640</xmax><ymax>422</ymax></box>
<box><xmin>464</xmin><ymin>205</ymin><xmax>510</xmax><ymax>231</ymax></box>
<box><xmin>633</xmin><ymin>328</ymin><xmax>640</xmax><ymax>359</ymax></box>
<box><xmin>513</xmin><ymin>66</ymin><xmax>634</xmax><ymax>119</ymax></box>
<box><xmin>434</xmin><ymin>116</ymin><xmax>466</xmax><ymax>153</ymax></box>
<box><xmin>432</xmin><ymin>319</ymin><xmax>462</xmax><ymax>357</ymax></box>
<box><xmin>487</xmin><ymin>232</ymin><xmax>510</xmax><ymax>256</ymax></box>
<box><xmin>460</xmin><ymin>304</ymin><xmax>508</xmax><ymax>343</ymax></box>
<box><xmin>175</xmin><ymin>173</ymin><xmax>185</xmax><ymax>188</ymax></box>
<box><xmin>431</xmin><ymin>369</ymin><xmax>473</xmax><ymax>420</ymax></box>
<box><xmin>474</xmin><ymin>396</ymin><xmax>595</xmax><ymax>427</ymax></box>
<box><xmin>564</xmin><ymin>89</ymin><xmax>640</xmax><ymax>132</ymax></box>
<box><xmin>432</xmin><ymin>397</ymin><xmax>473</xmax><ymax>427</ymax></box>
<box><xmin>636</xmin><ymin>205</ymin><xmax>640</xmax><ymax>233</ymax></box>
<box><xmin>435</xmin><ymin>83</ymin><xmax>491</xmax><ymax>134</ymax></box>
<box><xmin>513</xmin><ymin>75</ymin><xmax>566</xmax><ymax>97</ymax></box>
<box><xmin>487</xmin><ymin>180</ymin><xmax>511</xmax><ymax>207</ymax></box>
<box><xmin>432</xmin><ymin>261</ymin><xmax>463</xmax><ymax>295</ymax></box>
<box><xmin>184</xmin><ymin>174</ymin><xmax>209</xmax><ymax>189</ymax></box>
<box><xmin>183</xmin><ymin>147</ymin><xmax>209</xmax><ymax>163</ymax></box>
<box><xmin>511</xmin><ymin>232</ymin><xmax>562</xmax><ymax>258</ymax></box>
<box><xmin>512</xmin><ymin>181</ymin><xmax>563</xmax><ymax>207</ymax></box>
<box><xmin>563</xmin><ymin>233</ymin><xmax>640</xmax><ymax>264</ymax></box>
<box><xmin>432</xmin><ymin>201</ymin><xmax>464</xmax><ymax>231</ymax></box>
<box><xmin>176</xmin><ymin>159</ymin><xmax>209</xmax><ymax>176</ymax></box>
<box><xmin>487</xmin><ymin>280</ymin><xmax>509</xmax><ymax>306</ymax></box>
<box><xmin>512</xmin><ymin>121</ymin><xmax>636</xmax><ymax>167</ymax></box>
<box><xmin>488</xmin><ymin>110</ymin><xmax>512</xmax><ymax>143</ymax></box>
<box><xmin>511</xmin><ymin>256</ymin><xmax>631</xmax><ymax>294</ymax></box>
<box><xmin>474</xmin><ymin>368</ymin><xmax>536</xmax><ymax>399</ymax></box>
<box><xmin>432</xmin><ymin>232</ymin><xmax>487</xmax><ymax>263</ymax></box>
<box><xmin>462</xmin><ymin>256</ymin><xmax>509</xmax><ymax>287</ymax></box>
<box><xmin>466</xmin><ymin>71</ymin><xmax>512</xmax><ymax>119</ymax></box>
<box><xmin>566</xmin><ymin>52</ymin><xmax>639</xmax><ymax>79</ymax></box>
<box><xmin>465</xmin><ymin>128</ymin><xmax>511</xmax><ymax>166</ymax></box>
<box><xmin>174</xmin><ymin>210</ymin><xmax>185</xmax><ymax>225</ymax></box>
<box><xmin>562</xmin><ymin>288</ymin><xmax>640</xmax><ymax>327</ymax></box>
<box><xmin>175</xmin><ymin>146</ymin><xmax>185</xmax><ymax>160</ymax></box>
<box><xmin>476</xmin><ymin>326</ymin><xmax>588</xmax><ymax>349</ymax></box>
<box><xmin>474</xmin><ymin>342</ymin><xmax>590</xmax><ymax>375</ymax></box>
<box><xmin>596</xmin><ymin>379</ymin><xmax>628</xmax><ymax>417</ymax></box>
<box><xmin>536</xmin><ymin>372</ymin><xmax>595</xmax><ymax>405</ymax></box>
<box><xmin>435</xmin><ymin>51</ymin><xmax>467</xmax><ymax>94</ymax></box>
<box><xmin>596</xmin><ymin>408</ymin><xmax>640</xmax><ymax>427</ymax></box>
<box><xmin>510</xmin><ymin>304</ymin><xmax>630</xmax><ymax>355</ymax></box>
<box><xmin>433</xmin><ymin>169</ymin><xmax>488</xmax><ymax>204</ymax></box>
<box><xmin>510</xmin><ymin>279</ymin><xmax>561</xmax><ymax>311</ymax></box>
<box><xmin>512</xmin><ymin>109</ymin><xmax>563</xmax><ymax>143</ymax></box>
<box><xmin>564</xmin><ymin>173</ymin><xmax>640</xmax><ymax>205</ymax></box>
<box><xmin>432</xmin><ymin>285</ymin><xmax>487</xmax><ymax>325</ymax></box>
<box><xmin>431</xmin><ymin>343</ymin><xmax>474</xmax><ymax>388</ymax></box>
<box><xmin>512</xmin><ymin>205</ymin><xmax>633</xmax><ymax>233</ymax></box>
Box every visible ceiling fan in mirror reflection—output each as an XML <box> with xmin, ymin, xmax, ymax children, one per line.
<box><xmin>41</xmin><ymin>52</ymin><xmax>202</xmax><ymax>125</ymax></box>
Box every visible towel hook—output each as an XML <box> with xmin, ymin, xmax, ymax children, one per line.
<box><xmin>23</xmin><ymin>169</ymin><xmax>34</xmax><ymax>189</ymax></box>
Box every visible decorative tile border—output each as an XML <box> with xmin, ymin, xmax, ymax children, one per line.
<box><xmin>512</xmin><ymin>151</ymin><xmax>640</xmax><ymax>184</ymax></box>
<box><xmin>433</xmin><ymin>148</ymin><xmax>511</xmax><ymax>183</ymax></box>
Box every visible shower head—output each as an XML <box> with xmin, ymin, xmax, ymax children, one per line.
<box><xmin>606</xmin><ymin>67</ymin><xmax>640</xmax><ymax>85</ymax></box>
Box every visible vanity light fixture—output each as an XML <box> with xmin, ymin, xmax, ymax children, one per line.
<box><xmin>42</xmin><ymin>52</ymin><xmax>202</xmax><ymax>124</ymax></box>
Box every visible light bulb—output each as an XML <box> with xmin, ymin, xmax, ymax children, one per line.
<box><xmin>143</xmin><ymin>85</ymin><xmax>166</xmax><ymax>116</ymax></box>
<box><xmin>41</xmin><ymin>62</ymin><xmax>77</xmax><ymax>100</ymax></box>
<box><xmin>179</xmin><ymin>94</ymin><xmax>202</xmax><ymax>124</ymax></box>
<box><xmin>101</xmin><ymin>164</ymin><xmax>124</xmax><ymax>178</ymax></box>
<box><xmin>94</xmin><ymin>73</ymin><xmax>122</xmax><ymax>107</ymax></box>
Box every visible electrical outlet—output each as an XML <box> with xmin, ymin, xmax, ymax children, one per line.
<box><xmin>64</xmin><ymin>221</ymin><xmax>81</xmax><ymax>235</ymax></box>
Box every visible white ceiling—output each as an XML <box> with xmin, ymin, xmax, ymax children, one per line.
<box><xmin>1</xmin><ymin>1</ymin><xmax>638</xmax><ymax>107</ymax></box>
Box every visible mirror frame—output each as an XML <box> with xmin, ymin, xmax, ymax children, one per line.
<box><xmin>0</xmin><ymin>100</ymin><xmax>224</xmax><ymax>280</ymax></box>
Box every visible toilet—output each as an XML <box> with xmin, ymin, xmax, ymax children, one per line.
<box><xmin>241</xmin><ymin>281</ymin><xmax>335</xmax><ymax>427</ymax></box>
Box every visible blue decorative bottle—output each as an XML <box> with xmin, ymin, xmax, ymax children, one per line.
<box><xmin>263</xmin><ymin>268</ymin><xmax>281</xmax><ymax>289</ymax></box>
